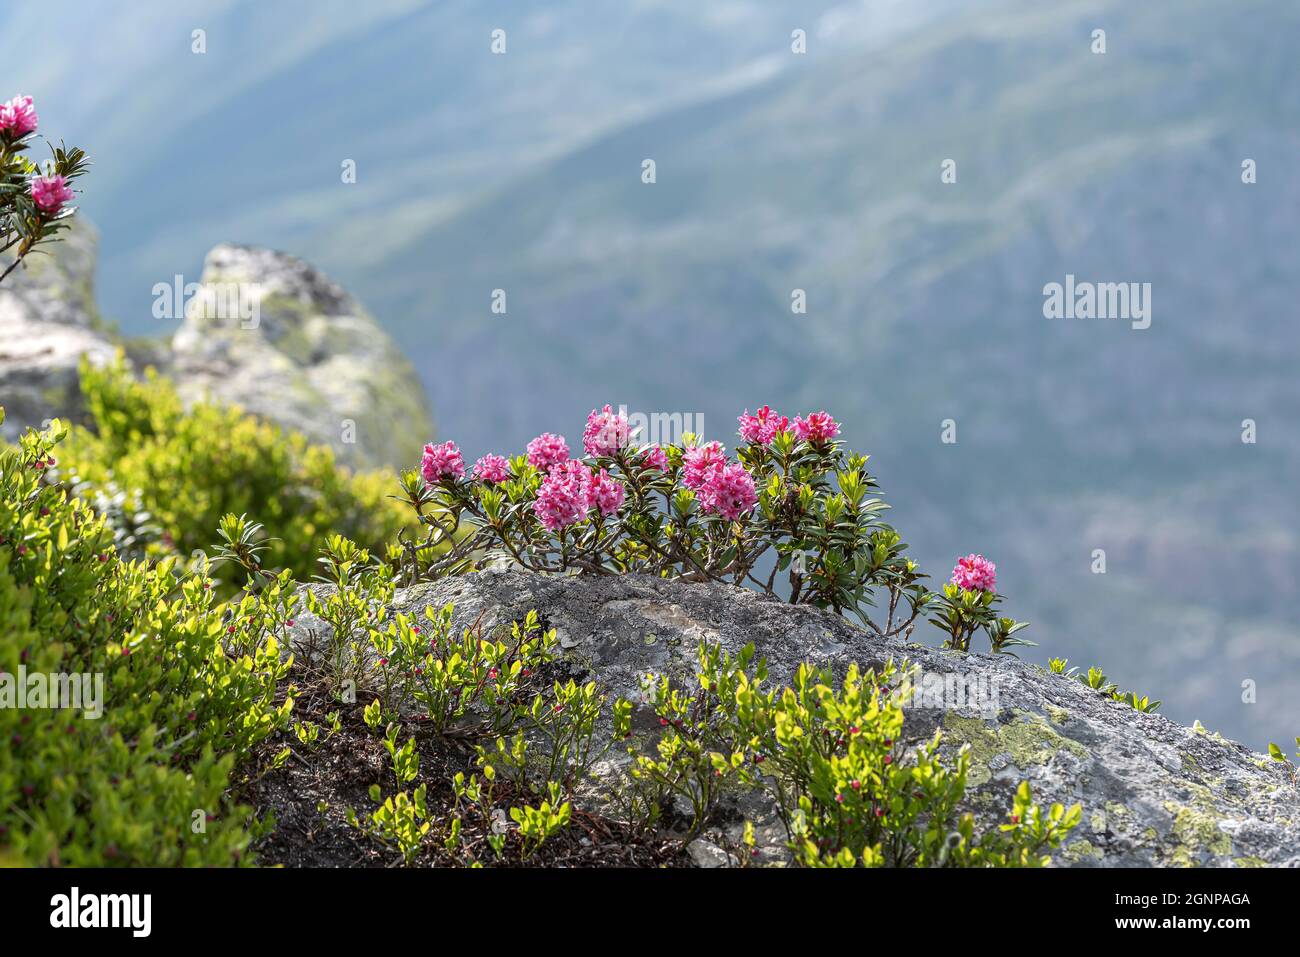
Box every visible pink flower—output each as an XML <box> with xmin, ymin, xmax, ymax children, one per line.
<box><xmin>950</xmin><ymin>554</ymin><xmax>997</xmax><ymax>593</ymax></box>
<box><xmin>533</xmin><ymin>460</ymin><xmax>592</xmax><ymax>532</ymax></box>
<box><xmin>738</xmin><ymin>406</ymin><xmax>790</xmax><ymax>445</ymax></box>
<box><xmin>698</xmin><ymin>463</ymin><xmax>758</xmax><ymax>520</ymax></box>
<box><xmin>639</xmin><ymin>445</ymin><xmax>668</xmax><ymax>471</ymax></box>
<box><xmin>793</xmin><ymin>411</ymin><xmax>840</xmax><ymax>444</ymax></box>
<box><xmin>583</xmin><ymin>404</ymin><xmax>630</xmax><ymax>456</ymax></box>
<box><xmin>526</xmin><ymin>432</ymin><xmax>569</xmax><ymax>471</ymax></box>
<box><xmin>0</xmin><ymin>95</ymin><xmax>38</xmax><ymax>139</ymax></box>
<box><xmin>588</xmin><ymin>468</ymin><xmax>625</xmax><ymax>516</ymax></box>
<box><xmin>681</xmin><ymin>441</ymin><xmax>727</xmax><ymax>490</ymax></box>
<box><xmin>472</xmin><ymin>453</ymin><xmax>511</xmax><ymax>484</ymax></box>
<box><xmin>421</xmin><ymin>440</ymin><xmax>465</xmax><ymax>482</ymax></box>
<box><xmin>29</xmin><ymin>174</ymin><xmax>74</xmax><ymax>216</ymax></box>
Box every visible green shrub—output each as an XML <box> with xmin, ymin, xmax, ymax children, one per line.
<box><xmin>58</xmin><ymin>356</ymin><xmax>411</xmax><ymax>585</ymax></box>
<box><xmin>0</xmin><ymin>411</ymin><xmax>295</xmax><ymax>865</ymax></box>
<box><xmin>626</xmin><ymin>643</ymin><xmax>1081</xmax><ymax>866</ymax></box>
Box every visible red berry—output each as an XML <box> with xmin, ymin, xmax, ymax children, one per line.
<box><xmin>875</xmin><ymin>807</ymin><xmax>884</xmax><ymax>818</ymax></box>
<box><xmin>1011</xmin><ymin>814</ymin><xmax>1020</xmax><ymax>824</ymax></box>
<box><xmin>850</xmin><ymin>779</ymin><xmax>861</xmax><ymax>791</ymax></box>
<box><xmin>848</xmin><ymin>726</ymin><xmax>860</xmax><ymax>735</ymax></box>
<box><xmin>187</xmin><ymin>711</ymin><xmax>196</xmax><ymax>722</ymax></box>
<box><xmin>835</xmin><ymin>793</ymin><xmax>844</xmax><ymax>804</ymax></box>
<box><xmin>286</xmin><ymin>619</ymin><xmax>295</xmax><ymax>627</ymax></box>
<box><xmin>883</xmin><ymin>755</ymin><xmax>892</xmax><ymax>765</ymax></box>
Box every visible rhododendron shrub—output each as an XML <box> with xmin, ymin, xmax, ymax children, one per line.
<box><xmin>0</xmin><ymin>94</ymin><xmax>89</xmax><ymax>284</ymax></box>
<box><xmin>398</xmin><ymin>407</ymin><xmax>1027</xmax><ymax>651</ymax></box>
<box><xmin>927</xmin><ymin>553</ymin><xmax>1032</xmax><ymax>653</ymax></box>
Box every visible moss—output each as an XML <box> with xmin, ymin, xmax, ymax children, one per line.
<box><xmin>943</xmin><ymin>710</ymin><xmax>1088</xmax><ymax>786</ymax></box>
<box><xmin>1045</xmin><ymin>704</ymin><xmax>1070</xmax><ymax>725</ymax></box>
<box><xmin>1233</xmin><ymin>856</ymin><xmax>1268</xmax><ymax>867</ymax></box>
<box><xmin>1162</xmin><ymin>800</ymin><xmax>1231</xmax><ymax>866</ymax></box>
<box><xmin>1062</xmin><ymin>839</ymin><xmax>1104</xmax><ymax>863</ymax></box>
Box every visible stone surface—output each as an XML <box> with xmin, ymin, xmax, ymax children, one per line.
<box><xmin>1</xmin><ymin>233</ymin><xmax>435</xmax><ymax>469</ymax></box>
<box><xmin>288</xmin><ymin>568</ymin><xmax>1300</xmax><ymax>867</ymax></box>
<box><xmin>0</xmin><ymin>225</ymin><xmax>115</xmax><ymax>442</ymax></box>
<box><xmin>163</xmin><ymin>244</ymin><xmax>434</xmax><ymax>469</ymax></box>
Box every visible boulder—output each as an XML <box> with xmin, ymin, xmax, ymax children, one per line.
<box><xmin>0</xmin><ymin>224</ymin><xmax>115</xmax><ymax>441</ymax></box>
<box><xmin>162</xmin><ymin>244</ymin><xmax>434</xmax><ymax>469</ymax></box>
<box><xmin>288</xmin><ymin>568</ymin><xmax>1300</xmax><ymax>867</ymax></box>
<box><xmin>1</xmin><ymin>232</ymin><xmax>436</xmax><ymax>469</ymax></box>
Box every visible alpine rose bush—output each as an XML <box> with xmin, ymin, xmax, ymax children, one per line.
<box><xmin>951</xmin><ymin>553</ymin><xmax>996</xmax><ymax>593</ymax></box>
<box><xmin>526</xmin><ymin>433</ymin><xmax>569</xmax><ymax>471</ymax></box>
<box><xmin>472</xmin><ymin>453</ymin><xmax>511</xmax><ymax>484</ymax></box>
<box><xmin>395</xmin><ymin>406</ymin><xmax>1026</xmax><ymax>652</ymax></box>
<box><xmin>1</xmin><ymin>93</ymin><xmax>89</xmax><ymax>284</ymax></box>
<box><xmin>421</xmin><ymin>441</ymin><xmax>465</xmax><ymax>482</ymax></box>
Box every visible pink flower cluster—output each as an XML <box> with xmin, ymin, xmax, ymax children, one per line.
<box><xmin>588</xmin><ymin>468</ymin><xmax>626</xmax><ymax>516</ymax></box>
<box><xmin>639</xmin><ymin>445</ymin><xmax>668</xmax><ymax>471</ymax></box>
<box><xmin>421</xmin><ymin>441</ymin><xmax>465</xmax><ymax>482</ymax></box>
<box><xmin>681</xmin><ymin>441</ymin><xmax>727</xmax><ymax>490</ymax></box>
<box><xmin>950</xmin><ymin>554</ymin><xmax>997</xmax><ymax>593</ymax></box>
<box><xmin>793</xmin><ymin>411</ymin><xmax>840</xmax><ymax>444</ymax></box>
<box><xmin>582</xmin><ymin>404</ymin><xmax>629</xmax><ymax>456</ymax></box>
<box><xmin>738</xmin><ymin>406</ymin><xmax>840</xmax><ymax>445</ymax></box>
<box><xmin>0</xmin><ymin>95</ymin><xmax>38</xmax><ymax>140</ymax></box>
<box><xmin>30</xmin><ymin>174</ymin><xmax>74</xmax><ymax>215</ymax></box>
<box><xmin>738</xmin><ymin>406</ymin><xmax>790</xmax><ymax>445</ymax></box>
<box><xmin>526</xmin><ymin>432</ymin><xmax>569</xmax><ymax>471</ymax></box>
<box><xmin>697</xmin><ymin>462</ymin><xmax>758</xmax><ymax>520</ymax></box>
<box><xmin>679</xmin><ymin>441</ymin><xmax>757</xmax><ymax>519</ymax></box>
<box><xmin>533</xmin><ymin>460</ymin><xmax>626</xmax><ymax>531</ymax></box>
<box><xmin>472</xmin><ymin>453</ymin><xmax>510</xmax><ymax>484</ymax></box>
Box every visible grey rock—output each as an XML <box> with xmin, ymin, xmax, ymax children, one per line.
<box><xmin>0</xmin><ymin>225</ymin><xmax>115</xmax><ymax>441</ymax></box>
<box><xmin>288</xmin><ymin>568</ymin><xmax>1300</xmax><ymax>867</ymax></box>
<box><xmin>686</xmin><ymin>839</ymin><xmax>731</xmax><ymax>868</ymax></box>
<box><xmin>1</xmin><ymin>233</ymin><xmax>435</xmax><ymax>469</ymax></box>
<box><xmin>162</xmin><ymin>244</ymin><xmax>434</xmax><ymax>468</ymax></box>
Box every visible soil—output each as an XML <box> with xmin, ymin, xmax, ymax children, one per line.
<box><xmin>241</xmin><ymin>656</ymin><xmax>689</xmax><ymax>869</ymax></box>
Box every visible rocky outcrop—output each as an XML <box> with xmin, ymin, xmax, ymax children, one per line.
<box><xmin>287</xmin><ymin>569</ymin><xmax>1300</xmax><ymax>867</ymax></box>
<box><xmin>0</xmin><ymin>225</ymin><xmax>115</xmax><ymax>442</ymax></box>
<box><xmin>161</xmin><ymin>245</ymin><xmax>434</xmax><ymax>469</ymax></box>
<box><xmin>1</xmin><ymin>231</ymin><xmax>434</xmax><ymax>468</ymax></box>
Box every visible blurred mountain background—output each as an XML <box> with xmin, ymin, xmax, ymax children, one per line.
<box><xmin>4</xmin><ymin>0</ymin><xmax>1298</xmax><ymax>748</ymax></box>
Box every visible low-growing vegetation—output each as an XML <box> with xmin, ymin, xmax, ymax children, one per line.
<box><xmin>0</xmin><ymin>385</ymin><xmax>1137</xmax><ymax>869</ymax></box>
<box><xmin>56</xmin><ymin>357</ymin><xmax>411</xmax><ymax>584</ymax></box>
<box><xmin>403</xmin><ymin>404</ymin><xmax>1031</xmax><ymax>655</ymax></box>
